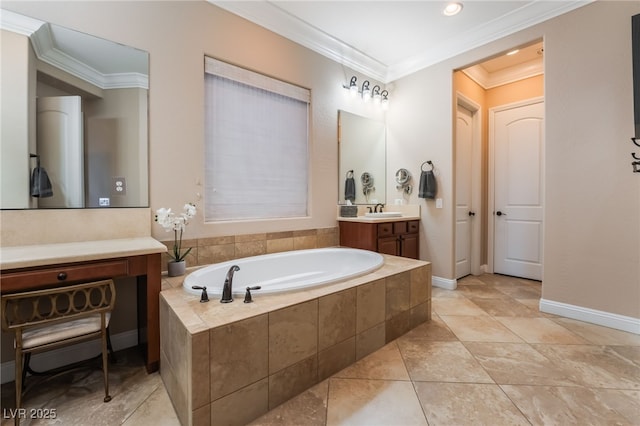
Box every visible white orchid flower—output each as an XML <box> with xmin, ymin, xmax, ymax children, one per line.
<box><xmin>155</xmin><ymin>203</ymin><xmax>197</xmax><ymax>262</ymax></box>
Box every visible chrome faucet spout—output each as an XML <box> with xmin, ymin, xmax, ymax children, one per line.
<box><xmin>220</xmin><ymin>265</ymin><xmax>240</xmax><ymax>303</ymax></box>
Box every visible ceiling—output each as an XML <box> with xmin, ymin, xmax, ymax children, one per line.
<box><xmin>211</xmin><ymin>0</ymin><xmax>591</xmax><ymax>83</ymax></box>
<box><xmin>1</xmin><ymin>9</ymin><xmax>148</xmax><ymax>89</ymax></box>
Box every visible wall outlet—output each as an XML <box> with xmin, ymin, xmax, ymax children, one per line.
<box><xmin>113</xmin><ymin>177</ymin><xmax>126</xmax><ymax>195</ymax></box>
<box><xmin>435</xmin><ymin>198</ymin><xmax>443</xmax><ymax>208</ymax></box>
<box><xmin>99</xmin><ymin>198</ymin><xmax>110</xmax><ymax>206</ymax></box>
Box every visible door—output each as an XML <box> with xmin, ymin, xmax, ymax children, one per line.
<box><xmin>492</xmin><ymin>100</ymin><xmax>544</xmax><ymax>280</ymax></box>
<box><xmin>455</xmin><ymin>105</ymin><xmax>473</xmax><ymax>278</ymax></box>
<box><xmin>36</xmin><ymin>96</ymin><xmax>84</xmax><ymax>208</ymax></box>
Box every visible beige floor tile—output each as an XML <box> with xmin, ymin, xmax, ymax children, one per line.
<box><xmin>397</xmin><ymin>340</ymin><xmax>494</xmax><ymax>383</ymax></box>
<box><xmin>515</xmin><ymin>298</ymin><xmax>540</xmax><ymax>310</ymax></box>
<box><xmin>333</xmin><ymin>342</ymin><xmax>409</xmax><ymax>381</ymax></box>
<box><xmin>501</xmin><ymin>385</ymin><xmax>640</xmax><ymax>425</ymax></box>
<box><xmin>533</xmin><ymin>344</ymin><xmax>640</xmax><ymax>389</ymax></box>
<box><xmin>464</xmin><ymin>342</ymin><xmax>579</xmax><ymax>386</ymax></box>
<box><xmin>1</xmin><ymin>349</ymin><xmax>165</xmax><ymax>426</ymax></box>
<box><xmin>439</xmin><ymin>315</ymin><xmax>524</xmax><ymax>342</ymax></box>
<box><xmin>456</xmin><ymin>276</ymin><xmax>486</xmax><ymax>286</ymax></box>
<box><xmin>457</xmin><ymin>285</ymin><xmax>512</xmax><ymax>299</ymax></box>
<box><xmin>551</xmin><ymin>317</ymin><xmax>640</xmax><ymax>346</ymax></box>
<box><xmin>495</xmin><ymin>317</ymin><xmax>589</xmax><ymax>344</ymax></box>
<box><xmin>249</xmin><ymin>380</ymin><xmax>328</xmax><ymax>426</ymax></box>
<box><xmin>470</xmin><ymin>298</ymin><xmax>543</xmax><ymax>318</ymax></box>
<box><xmin>122</xmin><ymin>385</ymin><xmax>180</xmax><ymax>426</ymax></box>
<box><xmin>431</xmin><ymin>287</ymin><xmax>467</xmax><ymax>299</ymax></box>
<box><xmin>414</xmin><ymin>382</ymin><xmax>530</xmax><ymax>426</ymax></box>
<box><xmin>432</xmin><ymin>298</ymin><xmax>487</xmax><ymax>316</ymax></box>
<box><xmin>397</xmin><ymin>313</ymin><xmax>458</xmax><ymax>342</ymax></box>
<box><xmin>493</xmin><ymin>284</ymin><xmax>541</xmax><ymax>299</ymax></box>
<box><xmin>326</xmin><ymin>378</ymin><xmax>427</xmax><ymax>425</ymax></box>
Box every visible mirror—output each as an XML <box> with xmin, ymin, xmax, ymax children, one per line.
<box><xmin>1</xmin><ymin>10</ymin><xmax>149</xmax><ymax>209</ymax></box>
<box><xmin>338</xmin><ymin>110</ymin><xmax>386</xmax><ymax>204</ymax></box>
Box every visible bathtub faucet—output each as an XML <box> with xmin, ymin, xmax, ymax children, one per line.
<box><xmin>220</xmin><ymin>265</ymin><xmax>240</xmax><ymax>303</ymax></box>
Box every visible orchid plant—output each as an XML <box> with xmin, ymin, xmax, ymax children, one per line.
<box><xmin>155</xmin><ymin>203</ymin><xmax>197</xmax><ymax>262</ymax></box>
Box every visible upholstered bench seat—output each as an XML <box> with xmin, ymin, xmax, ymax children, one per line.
<box><xmin>21</xmin><ymin>313</ymin><xmax>111</xmax><ymax>350</ymax></box>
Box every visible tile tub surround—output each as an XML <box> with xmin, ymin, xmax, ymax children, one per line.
<box><xmin>159</xmin><ymin>255</ymin><xmax>431</xmax><ymax>426</ymax></box>
<box><xmin>157</xmin><ymin>227</ymin><xmax>339</xmax><ymax>271</ymax></box>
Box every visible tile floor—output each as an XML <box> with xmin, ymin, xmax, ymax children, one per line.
<box><xmin>2</xmin><ymin>274</ymin><xmax>639</xmax><ymax>425</ymax></box>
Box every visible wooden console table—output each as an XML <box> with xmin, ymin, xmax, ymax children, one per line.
<box><xmin>0</xmin><ymin>237</ymin><xmax>166</xmax><ymax>373</ymax></box>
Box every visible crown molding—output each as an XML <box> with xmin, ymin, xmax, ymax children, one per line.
<box><xmin>0</xmin><ymin>8</ymin><xmax>43</xmax><ymax>36</ymax></box>
<box><xmin>1</xmin><ymin>9</ymin><xmax>147</xmax><ymax>90</ymax></box>
<box><xmin>463</xmin><ymin>57</ymin><xmax>543</xmax><ymax>89</ymax></box>
<box><xmin>210</xmin><ymin>0</ymin><xmax>591</xmax><ymax>84</ymax></box>
<box><xmin>209</xmin><ymin>1</ymin><xmax>388</xmax><ymax>82</ymax></box>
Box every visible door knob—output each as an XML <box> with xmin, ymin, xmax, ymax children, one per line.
<box><xmin>496</xmin><ymin>211</ymin><xmax>506</xmax><ymax>216</ymax></box>
<box><xmin>468</xmin><ymin>211</ymin><xmax>476</xmax><ymax>216</ymax></box>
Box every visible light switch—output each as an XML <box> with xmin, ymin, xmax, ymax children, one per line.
<box><xmin>436</xmin><ymin>198</ymin><xmax>443</xmax><ymax>208</ymax></box>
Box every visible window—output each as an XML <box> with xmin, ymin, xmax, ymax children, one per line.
<box><xmin>204</xmin><ymin>57</ymin><xmax>310</xmax><ymax>221</ymax></box>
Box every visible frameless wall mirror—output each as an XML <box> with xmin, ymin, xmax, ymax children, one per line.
<box><xmin>0</xmin><ymin>10</ymin><xmax>149</xmax><ymax>209</ymax></box>
<box><xmin>338</xmin><ymin>110</ymin><xmax>386</xmax><ymax>204</ymax></box>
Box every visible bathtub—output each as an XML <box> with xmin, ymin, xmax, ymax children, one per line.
<box><xmin>183</xmin><ymin>247</ymin><xmax>383</xmax><ymax>296</ymax></box>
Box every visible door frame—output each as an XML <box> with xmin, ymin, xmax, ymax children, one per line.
<box><xmin>455</xmin><ymin>92</ymin><xmax>483</xmax><ymax>276</ymax></box>
<box><xmin>488</xmin><ymin>96</ymin><xmax>544</xmax><ymax>275</ymax></box>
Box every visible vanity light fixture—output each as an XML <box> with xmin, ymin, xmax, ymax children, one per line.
<box><xmin>443</xmin><ymin>2</ymin><xmax>463</xmax><ymax>16</ymax></box>
<box><xmin>506</xmin><ymin>49</ymin><xmax>520</xmax><ymax>56</ymax></box>
<box><xmin>344</xmin><ymin>76</ymin><xmax>390</xmax><ymax>108</ymax></box>
<box><xmin>381</xmin><ymin>90</ymin><xmax>389</xmax><ymax>110</ymax></box>
<box><xmin>348</xmin><ymin>76</ymin><xmax>358</xmax><ymax>97</ymax></box>
<box><xmin>361</xmin><ymin>80</ymin><xmax>371</xmax><ymax>102</ymax></box>
<box><xmin>372</xmin><ymin>85</ymin><xmax>382</xmax><ymax>104</ymax></box>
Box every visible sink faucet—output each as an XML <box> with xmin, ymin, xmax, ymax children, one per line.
<box><xmin>375</xmin><ymin>203</ymin><xmax>385</xmax><ymax>213</ymax></box>
<box><xmin>220</xmin><ymin>265</ymin><xmax>240</xmax><ymax>303</ymax></box>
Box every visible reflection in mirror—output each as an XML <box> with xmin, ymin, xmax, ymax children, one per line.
<box><xmin>1</xmin><ymin>10</ymin><xmax>149</xmax><ymax>209</ymax></box>
<box><xmin>338</xmin><ymin>110</ymin><xmax>386</xmax><ymax>205</ymax></box>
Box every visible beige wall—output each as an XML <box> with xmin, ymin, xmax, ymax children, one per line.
<box><xmin>389</xmin><ymin>1</ymin><xmax>639</xmax><ymax>319</ymax></box>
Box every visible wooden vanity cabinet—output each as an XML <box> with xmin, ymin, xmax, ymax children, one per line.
<box><xmin>339</xmin><ymin>219</ymin><xmax>419</xmax><ymax>259</ymax></box>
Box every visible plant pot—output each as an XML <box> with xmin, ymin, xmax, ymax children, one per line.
<box><xmin>167</xmin><ymin>260</ymin><xmax>186</xmax><ymax>277</ymax></box>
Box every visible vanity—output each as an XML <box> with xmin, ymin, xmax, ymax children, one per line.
<box><xmin>0</xmin><ymin>237</ymin><xmax>166</xmax><ymax>373</ymax></box>
<box><xmin>338</xmin><ymin>206</ymin><xmax>421</xmax><ymax>259</ymax></box>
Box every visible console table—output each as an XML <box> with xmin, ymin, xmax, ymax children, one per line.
<box><xmin>0</xmin><ymin>237</ymin><xmax>166</xmax><ymax>373</ymax></box>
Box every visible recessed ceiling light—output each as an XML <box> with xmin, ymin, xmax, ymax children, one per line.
<box><xmin>443</xmin><ymin>2</ymin><xmax>463</xmax><ymax>17</ymax></box>
<box><xmin>506</xmin><ymin>49</ymin><xmax>520</xmax><ymax>56</ymax></box>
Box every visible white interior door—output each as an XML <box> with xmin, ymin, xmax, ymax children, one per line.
<box><xmin>456</xmin><ymin>105</ymin><xmax>474</xmax><ymax>278</ymax></box>
<box><xmin>492</xmin><ymin>100</ymin><xmax>544</xmax><ymax>280</ymax></box>
<box><xmin>36</xmin><ymin>96</ymin><xmax>84</xmax><ymax>208</ymax></box>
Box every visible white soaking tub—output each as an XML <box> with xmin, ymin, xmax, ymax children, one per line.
<box><xmin>183</xmin><ymin>247</ymin><xmax>383</xmax><ymax>296</ymax></box>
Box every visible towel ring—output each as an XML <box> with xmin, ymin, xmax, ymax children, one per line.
<box><xmin>632</xmin><ymin>137</ymin><xmax>640</xmax><ymax>148</ymax></box>
<box><xmin>421</xmin><ymin>161</ymin><xmax>434</xmax><ymax>172</ymax></box>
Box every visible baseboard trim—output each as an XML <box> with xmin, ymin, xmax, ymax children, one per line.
<box><xmin>1</xmin><ymin>329</ymin><xmax>139</xmax><ymax>384</ymax></box>
<box><xmin>540</xmin><ymin>298</ymin><xmax>640</xmax><ymax>335</ymax></box>
<box><xmin>432</xmin><ymin>276</ymin><xmax>457</xmax><ymax>290</ymax></box>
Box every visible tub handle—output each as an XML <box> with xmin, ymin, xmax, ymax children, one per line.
<box><xmin>244</xmin><ymin>286</ymin><xmax>261</xmax><ymax>303</ymax></box>
<box><xmin>192</xmin><ymin>286</ymin><xmax>209</xmax><ymax>303</ymax></box>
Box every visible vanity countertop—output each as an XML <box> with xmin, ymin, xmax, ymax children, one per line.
<box><xmin>337</xmin><ymin>204</ymin><xmax>420</xmax><ymax>223</ymax></box>
<box><xmin>1</xmin><ymin>237</ymin><xmax>167</xmax><ymax>270</ymax></box>
<box><xmin>338</xmin><ymin>215</ymin><xmax>420</xmax><ymax>223</ymax></box>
